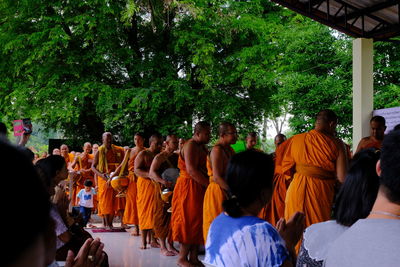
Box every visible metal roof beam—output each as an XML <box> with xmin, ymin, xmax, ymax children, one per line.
<box><xmin>333</xmin><ymin>0</ymin><xmax>394</xmax><ymax>26</ymax></box>
<box><xmin>335</xmin><ymin>0</ymin><xmax>398</xmax><ymax>22</ymax></box>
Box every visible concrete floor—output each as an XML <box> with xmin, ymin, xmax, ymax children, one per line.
<box><xmin>88</xmin><ymin>224</ymin><xmax>205</xmax><ymax>267</ymax></box>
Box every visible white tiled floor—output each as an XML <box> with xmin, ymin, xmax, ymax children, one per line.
<box><xmin>88</xmin><ymin>224</ymin><xmax>204</xmax><ymax>267</ymax></box>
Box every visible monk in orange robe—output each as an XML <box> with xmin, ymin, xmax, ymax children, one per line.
<box><xmin>171</xmin><ymin>121</ymin><xmax>210</xmax><ymax>267</ymax></box>
<box><xmin>355</xmin><ymin>115</ymin><xmax>386</xmax><ymax>154</ymax></box>
<box><xmin>283</xmin><ymin>110</ymin><xmax>347</xmax><ymax>249</ymax></box>
<box><xmin>60</xmin><ymin>144</ymin><xmax>74</xmax><ymax>170</ymax></box>
<box><xmin>123</xmin><ymin>133</ymin><xmax>146</xmax><ymax>236</ymax></box>
<box><xmin>110</xmin><ymin>146</ymin><xmax>131</xmax><ymax>229</ymax></box>
<box><xmin>91</xmin><ymin>132</ymin><xmax>125</xmax><ymax>229</ymax></box>
<box><xmin>263</xmin><ymin>136</ymin><xmax>292</xmax><ymax>226</ymax></box>
<box><xmin>203</xmin><ymin>123</ymin><xmax>236</xmax><ymax>242</ymax></box>
<box><xmin>134</xmin><ymin>134</ymin><xmax>163</xmax><ymax>249</ymax></box>
<box><xmin>70</xmin><ymin>142</ymin><xmax>94</xmax><ymax>206</ymax></box>
<box><xmin>149</xmin><ymin>134</ymin><xmax>179</xmax><ymax>256</ymax></box>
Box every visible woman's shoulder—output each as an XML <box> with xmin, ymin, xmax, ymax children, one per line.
<box><xmin>303</xmin><ymin>220</ymin><xmax>348</xmax><ymax>262</ymax></box>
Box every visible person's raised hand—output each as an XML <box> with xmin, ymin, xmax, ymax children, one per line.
<box><xmin>277</xmin><ymin>212</ymin><xmax>305</xmax><ymax>249</ymax></box>
<box><xmin>65</xmin><ymin>238</ymin><xmax>105</xmax><ymax>267</ymax></box>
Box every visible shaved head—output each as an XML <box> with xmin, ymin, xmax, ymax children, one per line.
<box><xmin>316</xmin><ymin>109</ymin><xmax>338</xmax><ymax>124</ymax></box>
<box><xmin>218</xmin><ymin>122</ymin><xmax>235</xmax><ymax>137</ymax></box>
<box><xmin>149</xmin><ymin>133</ymin><xmax>163</xmax><ymax>144</ymax></box>
<box><xmin>194</xmin><ymin>121</ymin><xmax>211</xmax><ymax>134</ymax></box>
<box><xmin>274</xmin><ymin>134</ymin><xmax>287</xmax><ymax>147</ymax></box>
<box><xmin>102</xmin><ymin>132</ymin><xmax>113</xmax><ymax>147</ymax></box>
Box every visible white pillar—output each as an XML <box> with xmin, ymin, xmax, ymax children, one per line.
<box><xmin>352</xmin><ymin>38</ymin><xmax>374</xmax><ymax>152</ymax></box>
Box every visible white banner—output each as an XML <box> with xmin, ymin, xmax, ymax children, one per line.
<box><xmin>373</xmin><ymin>106</ymin><xmax>400</xmax><ymax>134</ymax></box>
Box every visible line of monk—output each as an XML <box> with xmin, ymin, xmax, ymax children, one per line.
<box><xmin>45</xmin><ymin>110</ymin><xmax>388</xmax><ymax>266</ymax></box>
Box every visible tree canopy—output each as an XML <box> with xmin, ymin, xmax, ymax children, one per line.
<box><xmin>1</xmin><ymin>0</ymin><xmax>399</xmax><ymax>145</ymax></box>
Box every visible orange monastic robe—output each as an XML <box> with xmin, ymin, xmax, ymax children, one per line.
<box><xmin>202</xmin><ymin>157</ymin><xmax>226</xmax><ymax>242</ymax></box>
<box><xmin>171</xmin><ymin>156</ymin><xmax>207</xmax><ymax>245</ymax></box>
<box><xmin>283</xmin><ymin>130</ymin><xmax>339</xmax><ymax>229</ymax></box>
<box><xmin>123</xmin><ymin>152</ymin><xmax>140</xmax><ymax>225</ymax></box>
<box><xmin>264</xmin><ymin>138</ymin><xmax>292</xmax><ymax>226</ymax></box>
<box><xmin>72</xmin><ymin>154</ymin><xmax>95</xmax><ymax>206</ymax></box>
<box><xmin>137</xmin><ymin>175</ymin><xmax>155</xmax><ymax>230</ymax></box>
<box><xmin>97</xmin><ymin>145</ymin><xmax>124</xmax><ymax>216</ymax></box>
<box><xmin>358</xmin><ymin>139</ymin><xmax>382</xmax><ymax>151</ymax></box>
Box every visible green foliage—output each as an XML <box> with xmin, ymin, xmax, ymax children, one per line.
<box><xmin>0</xmin><ymin>0</ymin><xmax>399</xmax><ymax>145</ymax></box>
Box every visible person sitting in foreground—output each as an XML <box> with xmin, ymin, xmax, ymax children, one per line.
<box><xmin>0</xmin><ymin>139</ymin><xmax>104</xmax><ymax>267</ymax></box>
<box><xmin>296</xmin><ymin>148</ymin><xmax>380</xmax><ymax>267</ymax></box>
<box><xmin>204</xmin><ymin>150</ymin><xmax>304</xmax><ymax>267</ymax></box>
<box><xmin>325</xmin><ymin>129</ymin><xmax>400</xmax><ymax>267</ymax></box>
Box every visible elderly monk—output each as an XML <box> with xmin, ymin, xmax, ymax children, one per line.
<box><xmin>355</xmin><ymin>115</ymin><xmax>386</xmax><ymax>154</ymax></box>
<box><xmin>171</xmin><ymin>121</ymin><xmax>211</xmax><ymax>267</ymax></box>
<box><xmin>70</xmin><ymin>142</ymin><xmax>94</xmax><ymax>206</ymax></box>
<box><xmin>203</xmin><ymin>123</ymin><xmax>237</xmax><ymax>242</ymax></box>
<box><xmin>263</xmin><ymin>136</ymin><xmax>292</xmax><ymax>226</ymax></box>
<box><xmin>283</xmin><ymin>110</ymin><xmax>347</xmax><ymax>242</ymax></box>
<box><xmin>134</xmin><ymin>134</ymin><xmax>163</xmax><ymax>249</ymax></box>
<box><xmin>149</xmin><ymin>134</ymin><xmax>179</xmax><ymax>256</ymax></box>
<box><xmin>123</xmin><ymin>133</ymin><xmax>146</xmax><ymax>236</ymax></box>
<box><xmin>92</xmin><ymin>132</ymin><xmax>125</xmax><ymax>229</ymax></box>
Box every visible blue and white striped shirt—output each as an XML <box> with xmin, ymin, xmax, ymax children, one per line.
<box><xmin>205</xmin><ymin>213</ymin><xmax>289</xmax><ymax>267</ymax></box>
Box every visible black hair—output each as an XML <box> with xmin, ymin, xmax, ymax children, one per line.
<box><xmin>223</xmin><ymin>150</ymin><xmax>274</xmax><ymax>218</ymax></box>
<box><xmin>380</xmin><ymin>130</ymin><xmax>400</xmax><ymax>204</ymax></box>
<box><xmin>84</xmin><ymin>179</ymin><xmax>93</xmax><ymax>187</ymax></box>
<box><xmin>393</xmin><ymin>124</ymin><xmax>400</xmax><ymax>131</ymax></box>
<box><xmin>1</xmin><ymin>139</ymin><xmax>51</xmax><ymax>265</ymax></box>
<box><xmin>370</xmin><ymin>115</ymin><xmax>386</xmax><ymax>125</ymax></box>
<box><xmin>333</xmin><ymin>148</ymin><xmax>380</xmax><ymax>226</ymax></box>
<box><xmin>35</xmin><ymin>155</ymin><xmax>66</xmax><ymax>189</ymax></box>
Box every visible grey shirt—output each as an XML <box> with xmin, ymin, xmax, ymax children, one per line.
<box><xmin>325</xmin><ymin>219</ymin><xmax>400</xmax><ymax>267</ymax></box>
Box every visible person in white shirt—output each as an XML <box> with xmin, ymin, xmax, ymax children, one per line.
<box><xmin>76</xmin><ymin>179</ymin><xmax>97</xmax><ymax>227</ymax></box>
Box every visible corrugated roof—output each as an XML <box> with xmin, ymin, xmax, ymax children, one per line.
<box><xmin>271</xmin><ymin>0</ymin><xmax>400</xmax><ymax>40</ymax></box>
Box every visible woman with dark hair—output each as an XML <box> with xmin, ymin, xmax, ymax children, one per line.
<box><xmin>296</xmin><ymin>148</ymin><xmax>381</xmax><ymax>267</ymax></box>
<box><xmin>204</xmin><ymin>150</ymin><xmax>304</xmax><ymax>267</ymax></box>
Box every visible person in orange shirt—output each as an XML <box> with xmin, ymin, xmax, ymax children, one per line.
<box><xmin>355</xmin><ymin>115</ymin><xmax>386</xmax><ymax>154</ymax></box>
<box><xmin>203</xmin><ymin>122</ymin><xmax>237</xmax><ymax>243</ymax></box>
<box><xmin>123</xmin><ymin>133</ymin><xmax>146</xmax><ymax>236</ymax></box>
<box><xmin>91</xmin><ymin>132</ymin><xmax>125</xmax><ymax>229</ymax></box>
<box><xmin>171</xmin><ymin>121</ymin><xmax>211</xmax><ymax>267</ymax></box>
<box><xmin>149</xmin><ymin>134</ymin><xmax>179</xmax><ymax>256</ymax></box>
<box><xmin>283</xmin><ymin>110</ymin><xmax>347</xmax><ymax>246</ymax></box>
<box><xmin>134</xmin><ymin>134</ymin><xmax>163</xmax><ymax>249</ymax></box>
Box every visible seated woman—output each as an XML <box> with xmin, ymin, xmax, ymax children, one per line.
<box><xmin>204</xmin><ymin>150</ymin><xmax>304</xmax><ymax>267</ymax></box>
<box><xmin>296</xmin><ymin>148</ymin><xmax>380</xmax><ymax>267</ymax></box>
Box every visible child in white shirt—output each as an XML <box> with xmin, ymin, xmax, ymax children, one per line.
<box><xmin>76</xmin><ymin>179</ymin><xmax>96</xmax><ymax>227</ymax></box>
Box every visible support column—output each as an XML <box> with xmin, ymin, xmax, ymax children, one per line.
<box><xmin>352</xmin><ymin>38</ymin><xmax>374</xmax><ymax>152</ymax></box>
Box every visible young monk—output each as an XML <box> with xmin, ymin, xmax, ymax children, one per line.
<box><xmin>123</xmin><ymin>133</ymin><xmax>146</xmax><ymax>236</ymax></box>
<box><xmin>203</xmin><ymin>122</ymin><xmax>237</xmax><ymax>242</ymax></box>
<box><xmin>149</xmin><ymin>134</ymin><xmax>180</xmax><ymax>256</ymax></box>
<box><xmin>355</xmin><ymin>115</ymin><xmax>386</xmax><ymax>154</ymax></box>
<box><xmin>171</xmin><ymin>121</ymin><xmax>211</xmax><ymax>267</ymax></box>
<box><xmin>134</xmin><ymin>134</ymin><xmax>163</xmax><ymax>249</ymax></box>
